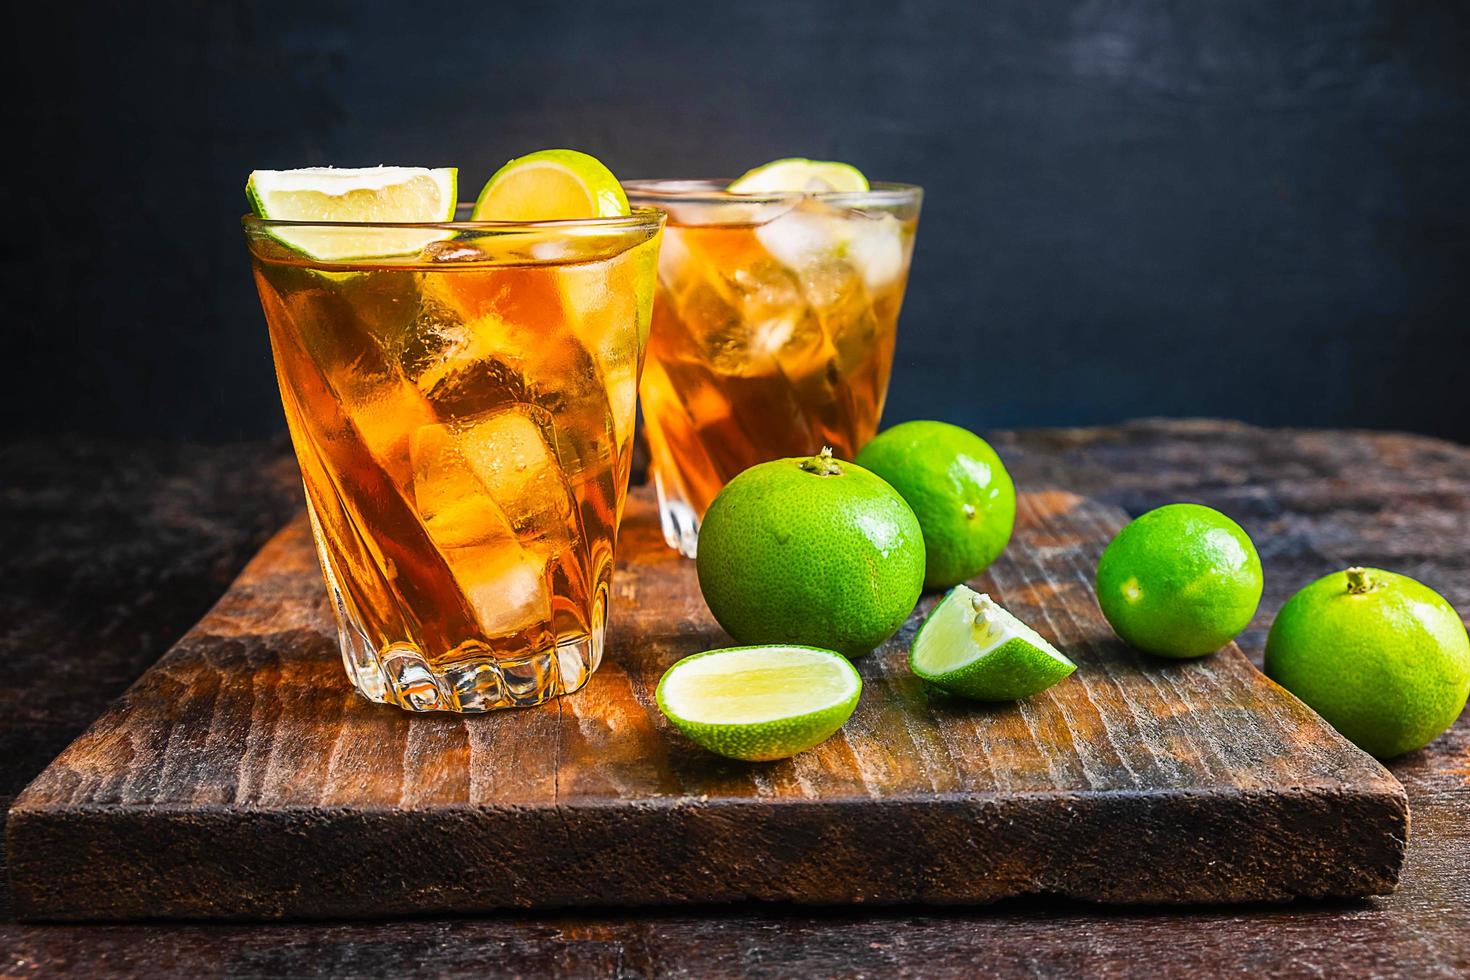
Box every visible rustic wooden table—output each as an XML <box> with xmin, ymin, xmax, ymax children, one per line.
<box><xmin>2</xmin><ymin>420</ymin><xmax>1467</xmax><ymax>978</ymax></box>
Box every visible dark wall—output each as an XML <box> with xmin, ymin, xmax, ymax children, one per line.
<box><xmin>6</xmin><ymin>0</ymin><xmax>1468</xmax><ymax>442</ymax></box>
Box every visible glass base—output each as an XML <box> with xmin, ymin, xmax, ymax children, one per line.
<box><xmin>306</xmin><ymin>493</ymin><xmax>609</xmax><ymax>713</ymax></box>
<box><xmin>332</xmin><ymin>586</ymin><xmax>607</xmax><ymax>714</ymax></box>
<box><xmin>654</xmin><ymin>472</ymin><xmax>701</xmax><ymax>558</ymax></box>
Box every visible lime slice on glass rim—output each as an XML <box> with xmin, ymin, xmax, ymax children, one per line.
<box><xmin>728</xmin><ymin>157</ymin><xmax>870</xmax><ymax>194</ymax></box>
<box><xmin>473</xmin><ymin>148</ymin><xmax>630</xmax><ymax>221</ymax></box>
<box><xmin>911</xmin><ymin>585</ymin><xmax>1076</xmax><ymax>700</ymax></box>
<box><xmin>246</xmin><ymin>166</ymin><xmax>458</xmax><ymax>261</ymax></box>
<box><xmin>656</xmin><ymin>645</ymin><xmax>862</xmax><ymax>761</ymax></box>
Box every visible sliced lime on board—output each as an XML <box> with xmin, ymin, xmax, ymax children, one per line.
<box><xmin>656</xmin><ymin>645</ymin><xmax>862</xmax><ymax>761</ymax></box>
<box><xmin>911</xmin><ymin>585</ymin><xmax>1076</xmax><ymax>700</ymax></box>
<box><xmin>728</xmin><ymin>157</ymin><xmax>870</xmax><ymax>194</ymax></box>
<box><xmin>472</xmin><ymin>149</ymin><xmax>629</xmax><ymax>221</ymax></box>
<box><xmin>246</xmin><ymin>166</ymin><xmax>458</xmax><ymax>261</ymax></box>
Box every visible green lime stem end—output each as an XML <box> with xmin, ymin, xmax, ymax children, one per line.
<box><xmin>800</xmin><ymin>446</ymin><xmax>843</xmax><ymax>477</ymax></box>
<box><xmin>1346</xmin><ymin>567</ymin><xmax>1379</xmax><ymax>595</ymax></box>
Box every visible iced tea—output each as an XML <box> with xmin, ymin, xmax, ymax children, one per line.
<box><xmin>624</xmin><ymin>181</ymin><xmax>921</xmax><ymax>556</ymax></box>
<box><xmin>244</xmin><ymin>210</ymin><xmax>662</xmax><ymax>711</ymax></box>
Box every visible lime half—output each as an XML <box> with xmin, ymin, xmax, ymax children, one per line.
<box><xmin>911</xmin><ymin>585</ymin><xmax>1076</xmax><ymax>700</ymax></box>
<box><xmin>246</xmin><ymin>166</ymin><xmax>457</xmax><ymax>260</ymax></box>
<box><xmin>472</xmin><ymin>149</ymin><xmax>629</xmax><ymax>221</ymax></box>
<box><xmin>728</xmin><ymin>158</ymin><xmax>870</xmax><ymax>194</ymax></box>
<box><xmin>655</xmin><ymin>645</ymin><xmax>862</xmax><ymax>761</ymax></box>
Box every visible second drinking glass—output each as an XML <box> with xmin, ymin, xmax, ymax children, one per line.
<box><xmin>624</xmin><ymin>179</ymin><xmax>922</xmax><ymax>557</ymax></box>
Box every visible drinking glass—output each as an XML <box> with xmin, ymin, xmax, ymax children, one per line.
<box><xmin>623</xmin><ymin>180</ymin><xmax>921</xmax><ymax>557</ymax></box>
<box><xmin>243</xmin><ymin>206</ymin><xmax>664</xmax><ymax>711</ymax></box>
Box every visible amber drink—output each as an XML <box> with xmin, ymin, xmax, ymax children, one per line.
<box><xmin>244</xmin><ymin>208</ymin><xmax>663</xmax><ymax>711</ymax></box>
<box><xmin>624</xmin><ymin>180</ymin><xmax>921</xmax><ymax>556</ymax></box>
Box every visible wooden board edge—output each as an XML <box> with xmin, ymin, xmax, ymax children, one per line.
<box><xmin>7</xmin><ymin>784</ymin><xmax>1407</xmax><ymax>922</ymax></box>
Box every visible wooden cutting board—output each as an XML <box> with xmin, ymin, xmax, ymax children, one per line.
<box><xmin>7</xmin><ymin>487</ymin><xmax>1406</xmax><ymax>921</ymax></box>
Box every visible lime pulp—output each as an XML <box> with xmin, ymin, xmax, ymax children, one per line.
<box><xmin>655</xmin><ymin>645</ymin><xmax>862</xmax><ymax>761</ymax></box>
<box><xmin>246</xmin><ymin>166</ymin><xmax>458</xmax><ymax>260</ymax></box>
<box><xmin>728</xmin><ymin>158</ymin><xmax>870</xmax><ymax>194</ymax></box>
<box><xmin>472</xmin><ymin>148</ymin><xmax>629</xmax><ymax>221</ymax></box>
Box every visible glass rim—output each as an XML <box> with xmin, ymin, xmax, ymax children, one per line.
<box><xmin>241</xmin><ymin>204</ymin><xmax>665</xmax><ymax>232</ymax></box>
<box><xmin>621</xmin><ymin>178</ymin><xmax>922</xmax><ymax>207</ymax></box>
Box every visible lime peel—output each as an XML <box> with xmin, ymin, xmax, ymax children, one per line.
<box><xmin>655</xmin><ymin>645</ymin><xmax>862</xmax><ymax>761</ymax></box>
<box><xmin>695</xmin><ymin>454</ymin><xmax>926</xmax><ymax>659</ymax></box>
<box><xmin>1094</xmin><ymin>503</ymin><xmax>1263</xmax><ymax>659</ymax></box>
<box><xmin>1265</xmin><ymin>566</ymin><xmax>1470</xmax><ymax>758</ymax></box>
<box><xmin>854</xmin><ymin>421</ymin><xmax>1016</xmax><ymax>589</ymax></box>
<box><xmin>472</xmin><ymin>149</ymin><xmax>629</xmax><ymax>221</ymax></box>
<box><xmin>246</xmin><ymin>166</ymin><xmax>457</xmax><ymax>261</ymax></box>
<box><xmin>728</xmin><ymin>158</ymin><xmax>870</xmax><ymax>194</ymax></box>
<box><xmin>910</xmin><ymin>585</ymin><xmax>1076</xmax><ymax>701</ymax></box>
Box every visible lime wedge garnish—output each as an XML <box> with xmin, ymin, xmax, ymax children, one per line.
<box><xmin>910</xmin><ymin>585</ymin><xmax>1076</xmax><ymax>700</ymax></box>
<box><xmin>472</xmin><ymin>149</ymin><xmax>629</xmax><ymax>221</ymax></box>
<box><xmin>246</xmin><ymin>167</ymin><xmax>457</xmax><ymax>261</ymax></box>
<box><xmin>656</xmin><ymin>645</ymin><xmax>862</xmax><ymax>761</ymax></box>
<box><xmin>728</xmin><ymin>157</ymin><xmax>870</xmax><ymax>194</ymax></box>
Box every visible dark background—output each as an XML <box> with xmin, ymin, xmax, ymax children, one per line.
<box><xmin>5</xmin><ymin>0</ymin><xmax>1468</xmax><ymax>443</ymax></box>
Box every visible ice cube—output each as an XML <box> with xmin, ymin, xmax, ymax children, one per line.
<box><xmin>670</xmin><ymin>279</ymin><xmax>755</xmax><ymax>376</ymax></box>
<box><xmin>529</xmin><ymin>231</ymin><xmax>628</xmax><ymax>264</ymax></box>
<box><xmin>413</xmin><ymin>404</ymin><xmax>577</xmax><ymax>543</ymax></box>
<box><xmin>754</xmin><ymin>203</ymin><xmax>843</xmax><ymax>274</ymax></box>
<box><xmin>400</xmin><ymin>294</ymin><xmax>479</xmax><ymax>387</ymax></box>
<box><xmin>656</xmin><ymin>225</ymin><xmax>692</xmax><ymax>280</ymax></box>
<box><xmin>600</xmin><ymin>359</ymin><xmax>639</xmax><ymax>458</ymax></box>
<box><xmin>330</xmin><ymin>268</ymin><xmax>422</xmax><ymax>350</ymax></box>
<box><xmin>418</xmin><ymin>349</ymin><xmax>529</xmax><ymax>419</ymax></box>
<box><xmin>844</xmin><ymin>213</ymin><xmax>906</xmax><ymax>291</ymax></box>
<box><xmin>544</xmin><ymin>252</ymin><xmax>646</xmax><ymax>491</ymax></box>
<box><xmin>458</xmin><ymin>547</ymin><xmax>552</xmax><ymax>638</ymax></box>
<box><xmin>413</xmin><ymin>266</ymin><xmax>582</xmax><ymax>411</ymax></box>
<box><xmin>756</xmin><ymin>204</ymin><xmax>906</xmax><ymax>293</ymax></box>
<box><xmin>410</xmin><ymin>409</ymin><xmax>572</xmax><ymax>638</ymax></box>
<box><xmin>729</xmin><ymin>259</ymin><xmax>803</xmax><ymax>313</ymax></box>
<box><xmin>423</xmin><ymin>264</ymin><xmax>568</xmax><ymax>332</ymax></box>
<box><xmin>399</xmin><ymin>296</ymin><xmax>531</xmax><ymax>419</ymax></box>
<box><xmin>416</xmin><ymin>266</ymin><xmax>620</xmax><ymax>490</ymax></box>
<box><xmin>411</xmin><ymin>425</ymin><xmax>519</xmax><ymax>551</ymax></box>
<box><xmin>336</xmin><ymin>372</ymin><xmax>439</xmax><ymax>485</ymax></box>
<box><xmin>460</xmin><ymin>405</ymin><xmax>575</xmax><ymax>540</ymax></box>
<box><xmin>725</xmin><ymin>261</ymin><xmax>814</xmax><ymax>364</ymax></box>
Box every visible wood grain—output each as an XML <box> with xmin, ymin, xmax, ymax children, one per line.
<box><xmin>6</xmin><ymin>479</ymin><xmax>1406</xmax><ymax>920</ymax></box>
<box><xmin>3</xmin><ymin>422</ymin><xmax>1468</xmax><ymax>976</ymax></box>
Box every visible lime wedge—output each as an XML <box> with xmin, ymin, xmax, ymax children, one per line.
<box><xmin>910</xmin><ymin>585</ymin><xmax>1076</xmax><ymax>700</ymax></box>
<box><xmin>656</xmin><ymin>645</ymin><xmax>862</xmax><ymax>761</ymax></box>
<box><xmin>246</xmin><ymin>167</ymin><xmax>457</xmax><ymax>261</ymax></box>
<box><xmin>472</xmin><ymin>149</ymin><xmax>629</xmax><ymax>221</ymax></box>
<box><xmin>728</xmin><ymin>157</ymin><xmax>870</xmax><ymax>194</ymax></box>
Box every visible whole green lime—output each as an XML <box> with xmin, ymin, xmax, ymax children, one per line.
<box><xmin>696</xmin><ymin>448</ymin><xmax>926</xmax><ymax>659</ymax></box>
<box><xmin>854</xmin><ymin>421</ymin><xmax>1016</xmax><ymax>590</ymax></box>
<box><xmin>1095</xmin><ymin>503</ymin><xmax>1263</xmax><ymax>658</ymax></box>
<box><xmin>1265</xmin><ymin>567</ymin><xmax>1470</xmax><ymax>758</ymax></box>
